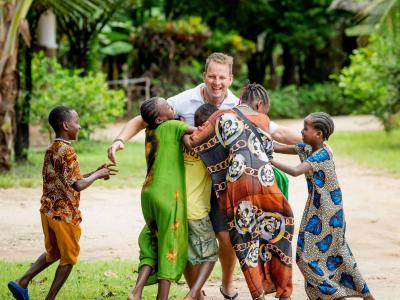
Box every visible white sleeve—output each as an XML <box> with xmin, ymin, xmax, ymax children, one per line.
<box><xmin>269</xmin><ymin>121</ymin><xmax>279</xmax><ymax>134</ymax></box>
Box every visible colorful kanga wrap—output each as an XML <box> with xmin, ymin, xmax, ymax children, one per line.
<box><xmin>139</xmin><ymin>120</ymin><xmax>189</xmax><ymax>285</ymax></box>
<box><xmin>295</xmin><ymin>143</ymin><xmax>371</xmax><ymax>299</ymax></box>
<box><xmin>190</xmin><ymin>109</ymin><xmax>294</xmax><ymax>299</ymax></box>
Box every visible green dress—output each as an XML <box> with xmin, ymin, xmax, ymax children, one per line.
<box><xmin>138</xmin><ymin>120</ymin><xmax>188</xmax><ymax>284</ymax></box>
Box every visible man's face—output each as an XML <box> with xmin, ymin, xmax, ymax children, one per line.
<box><xmin>203</xmin><ymin>61</ymin><xmax>233</xmax><ymax>104</ymax></box>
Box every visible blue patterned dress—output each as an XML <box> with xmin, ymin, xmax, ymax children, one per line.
<box><xmin>295</xmin><ymin>143</ymin><xmax>371</xmax><ymax>300</ymax></box>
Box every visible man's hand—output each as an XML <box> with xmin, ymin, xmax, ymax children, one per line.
<box><xmin>107</xmin><ymin>140</ymin><xmax>125</xmax><ymax>164</ymax></box>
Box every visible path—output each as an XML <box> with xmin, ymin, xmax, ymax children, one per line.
<box><xmin>2</xmin><ymin>115</ymin><xmax>399</xmax><ymax>299</ymax></box>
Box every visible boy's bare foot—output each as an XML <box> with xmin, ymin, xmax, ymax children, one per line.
<box><xmin>364</xmin><ymin>296</ymin><xmax>375</xmax><ymax>300</ymax></box>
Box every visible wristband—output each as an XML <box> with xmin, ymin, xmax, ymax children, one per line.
<box><xmin>113</xmin><ymin>138</ymin><xmax>125</xmax><ymax>144</ymax></box>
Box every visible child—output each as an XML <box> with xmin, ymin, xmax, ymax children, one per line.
<box><xmin>7</xmin><ymin>106</ymin><xmax>115</xmax><ymax>300</ymax></box>
<box><xmin>183</xmin><ymin>103</ymin><xmax>219</xmax><ymax>300</ymax></box>
<box><xmin>271</xmin><ymin>112</ymin><xmax>375</xmax><ymax>300</ymax></box>
<box><xmin>127</xmin><ymin>97</ymin><xmax>195</xmax><ymax>300</ymax></box>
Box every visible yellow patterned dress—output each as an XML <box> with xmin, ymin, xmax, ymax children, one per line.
<box><xmin>138</xmin><ymin>120</ymin><xmax>188</xmax><ymax>284</ymax></box>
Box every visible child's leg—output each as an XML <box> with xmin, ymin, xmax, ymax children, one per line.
<box><xmin>45</xmin><ymin>264</ymin><xmax>73</xmax><ymax>300</ymax></box>
<box><xmin>184</xmin><ymin>261</ymin><xmax>215</xmax><ymax>300</ymax></box>
<box><xmin>184</xmin><ymin>263</ymin><xmax>199</xmax><ymax>290</ymax></box>
<box><xmin>157</xmin><ymin>279</ymin><xmax>171</xmax><ymax>300</ymax></box>
<box><xmin>128</xmin><ymin>265</ymin><xmax>153</xmax><ymax>300</ymax></box>
<box><xmin>19</xmin><ymin>253</ymin><xmax>55</xmax><ymax>287</ymax></box>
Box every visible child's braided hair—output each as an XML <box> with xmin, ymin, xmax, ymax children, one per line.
<box><xmin>140</xmin><ymin>97</ymin><xmax>163</xmax><ymax>129</ymax></box>
<box><xmin>309</xmin><ymin>112</ymin><xmax>335</xmax><ymax>140</ymax></box>
<box><xmin>240</xmin><ymin>82</ymin><xmax>270</xmax><ymax>106</ymax></box>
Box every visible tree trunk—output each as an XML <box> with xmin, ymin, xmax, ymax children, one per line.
<box><xmin>15</xmin><ymin>45</ymin><xmax>33</xmax><ymax>161</ymax></box>
<box><xmin>0</xmin><ymin>63</ymin><xmax>18</xmax><ymax>171</ymax></box>
<box><xmin>281</xmin><ymin>44</ymin><xmax>297</xmax><ymax>86</ymax></box>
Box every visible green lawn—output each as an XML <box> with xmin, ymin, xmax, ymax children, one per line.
<box><xmin>0</xmin><ymin>141</ymin><xmax>146</xmax><ymax>188</ymax></box>
<box><xmin>1</xmin><ymin>130</ymin><xmax>399</xmax><ymax>189</ymax></box>
<box><xmin>329</xmin><ymin>129</ymin><xmax>400</xmax><ymax>176</ymax></box>
<box><xmin>0</xmin><ymin>260</ymin><xmax>186</xmax><ymax>299</ymax></box>
<box><xmin>0</xmin><ymin>260</ymin><xmax>238</xmax><ymax>299</ymax></box>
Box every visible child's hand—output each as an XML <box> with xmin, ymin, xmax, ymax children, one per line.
<box><xmin>96</xmin><ymin>164</ymin><xmax>118</xmax><ymax>180</ymax></box>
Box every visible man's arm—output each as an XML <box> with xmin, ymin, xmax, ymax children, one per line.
<box><xmin>271</xmin><ymin>125</ymin><xmax>302</xmax><ymax>145</ymax></box>
<box><xmin>273</xmin><ymin>142</ymin><xmax>297</xmax><ymax>154</ymax></box>
<box><xmin>107</xmin><ymin>115</ymin><xmax>147</xmax><ymax>164</ymax></box>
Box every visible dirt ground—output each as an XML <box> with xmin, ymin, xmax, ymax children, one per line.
<box><xmin>2</xmin><ymin>116</ymin><xmax>399</xmax><ymax>299</ymax></box>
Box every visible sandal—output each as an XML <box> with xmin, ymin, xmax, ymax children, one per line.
<box><xmin>8</xmin><ymin>281</ymin><xmax>29</xmax><ymax>300</ymax></box>
<box><xmin>219</xmin><ymin>286</ymin><xmax>238</xmax><ymax>300</ymax></box>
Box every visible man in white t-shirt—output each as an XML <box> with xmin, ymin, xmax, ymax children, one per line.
<box><xmin>108</xmin><ymin>53</ymin><xmax>300</xmax><ymax>299</ymax></box>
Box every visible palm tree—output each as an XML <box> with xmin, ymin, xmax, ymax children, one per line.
<box><xmin>0</xmin><ymin>0</ymin><xmax>33</xmax><ymax>171</ymax></box>
<box><xmin>0</xmin><ymin>0</ymin><xmax>114</xmax><ymax>171</ymax></box>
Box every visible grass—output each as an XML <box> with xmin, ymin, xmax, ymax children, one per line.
<box><xmin>1</xmin><ymin>129</ymin><xmax>399</xmax><ymax>188</ymax></box>
<box><xmin>0</xmin><ymin>141</ymin><xmax>146</xmax><ymax>189</ymax></box>
<box><xmin>0</xmin><ymin>260</ymin><xmax>238</xmax><ymax>299</ymax></box>
<box><xmin>329</xmin><ymin>129</ymin><xmax>400</xmax><ymax>176</ymax></box>
<box><xmin>0</xmin><ymin>260</ymin><xmax>187</xmax><ymax>299</ymax></box>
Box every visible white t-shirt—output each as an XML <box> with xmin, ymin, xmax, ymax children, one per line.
<box><xmin>167</xmin><ymin>84</ymin><xmax>238</xmax><ymax>126</ymax></box>
<box><xmin>167</xmin><ymin>83</ymin><xmax>279</xmax><ymax>133</ymax></box>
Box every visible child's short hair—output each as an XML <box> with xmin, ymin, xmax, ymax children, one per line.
<box><xmin>140</xmin><ymin>97</ymin><xmax>164</xmax><ymax>129</ymax></box>
<box><xmin>194</xmin><ymin>103</ymin><xmax>218</xmax><ymax>127</ymax></box>
<box><xmin>48</xmin><ymin>106</ymin><xmax>74</xmax><ymax>133</ymax></box>
<box><xmin>309</xmin><ymin>112</ymin><xmax>335</xmax><ymax>140</ymax></box>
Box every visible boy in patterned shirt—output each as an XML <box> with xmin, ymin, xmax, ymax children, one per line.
<box><xmin>8</xmin><ymin>106</ymin><xmax>116</xmax><ymax>300</ymax></box>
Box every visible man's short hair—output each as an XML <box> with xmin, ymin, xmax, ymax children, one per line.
<box><xmin>204</xmin><ymin>52</ymin><xmax>234</xmax><ymax>75</ymax></box>
<box><xmin>48</xmin><ymin>106</ymin><xmax>73</xmax><ymax>133</ymax></box>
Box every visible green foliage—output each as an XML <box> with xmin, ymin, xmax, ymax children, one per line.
<box><xmin>335</xmin><ymin>3</ymin><xmax>400</xmax><ymax>131</ymax></box>
<box><xmin>207</xmin><ymin>30</ymin><xmax>255</xmax><ymax>75</ymax></box>
<box><xmin>132</xmin><ymin>16</ymin><xmax>210</xmax><ymax>95</ymax></box>
<box><xmin>30</xmin><ymin>53</ymin><xmax>125</xmax><ymax>139</ymax></box>
<box><xmin>0</xmin><ymin>141</ymin><xmax>146</xmax><ymax>189</ymax></box>
<box><xmin>268</xmin><ymin>83</ymin><xmax>354</xmax><ymax>118</ymax></box>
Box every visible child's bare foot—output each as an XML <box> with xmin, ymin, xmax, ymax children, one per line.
<box><xmin>364</xmin><ymin>296</ymin><xmax>375</xmax><ymax>300</ymax></box>
<box><xmin>183</xmin><ymin>294</ymin><xmax>196</xmax><ymax>300</ymax></box>
<box><xmin>127</xmin><ymin>292</ymin><xmax>141</xmax><ymax>300</ymax></box>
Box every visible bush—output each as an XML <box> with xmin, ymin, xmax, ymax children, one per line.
<box><xmin>334</xmin><ymin>33</ymin><xmax>400</xmax><ymax>131</ymax></box>
<box><xmin>268</xmin><ymin>82</ymin><xmax>355</xmax><ymax>118</ymax></box>
<box><xmin>31</xmin><ymin>53</ymin><xmax>125</xmax><ymax>139</ymax></box>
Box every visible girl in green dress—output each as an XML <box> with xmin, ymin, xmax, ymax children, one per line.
<box><xmin>128</xmin><ymin>97</ymin><xmax>195</xmax><ymax>300</ymax></box>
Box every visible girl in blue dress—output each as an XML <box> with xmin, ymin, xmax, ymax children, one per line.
<box><xmin>271</xmin><ymin>112</ymin><xmax>375</xmax><ymax>300</ymax></box>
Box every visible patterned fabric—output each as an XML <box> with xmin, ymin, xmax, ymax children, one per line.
<box><xmin>295</xmin><ymin>143</ymin><xmax>371</xmax><ymax>300</ymax></box>
<box><xmin>139</xmin><ymin>120</ymin><xmax>189</xmax><ymax>284</ymax></box>
<box><xmin>40</xmin><ymin>140</ymin><xmax>83</xmax><ymax>225</ymax></box>
<box><xmin>188</xmin><ymin>215</ymin><xmax>218</xmax><ymax>265</ymax></box>
<box><xmin>190</xmin><ymin>110</ymin><xmax>294</xmax><ymax>299</ymax></box>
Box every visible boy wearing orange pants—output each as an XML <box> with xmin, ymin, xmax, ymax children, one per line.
<box><xmin>8</xmin><ymin>106</ymin><xmax>116</xmax><ymax>300</ymax></box>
